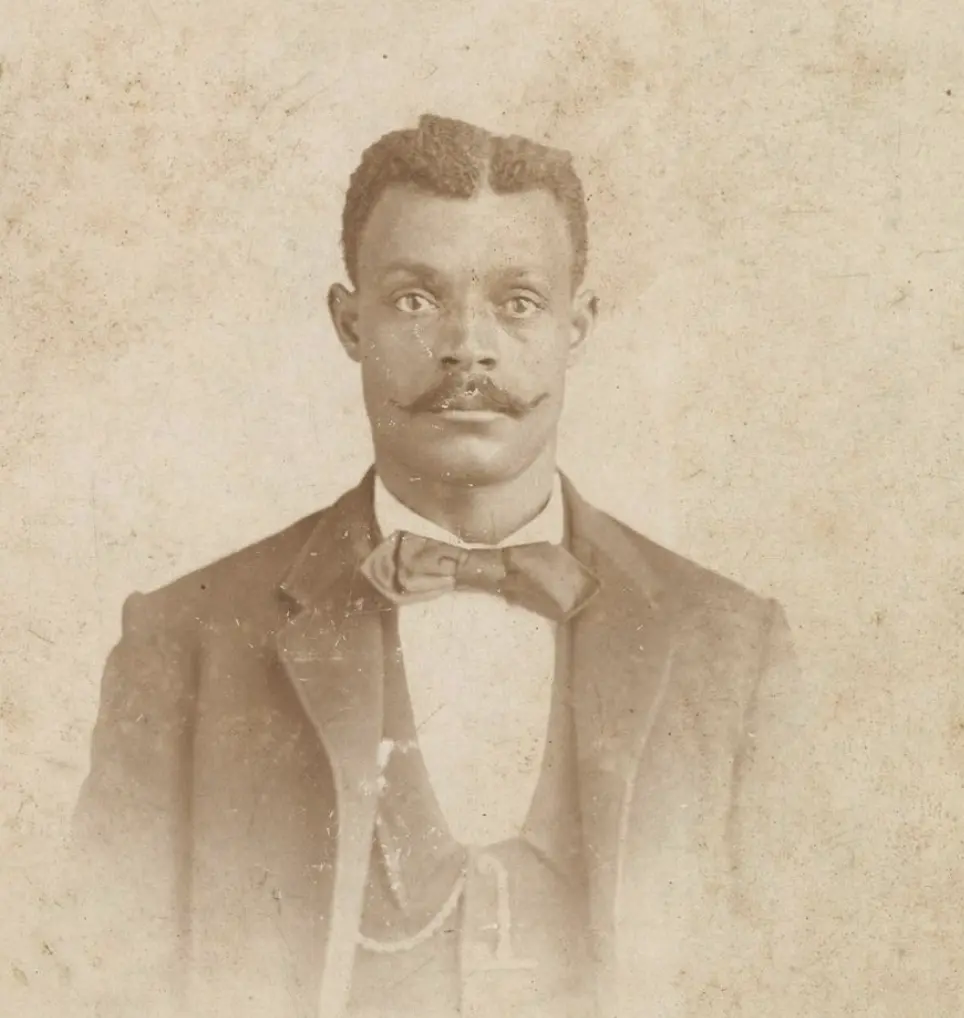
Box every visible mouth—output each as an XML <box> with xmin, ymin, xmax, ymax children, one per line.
<box><xmin>433</xmin><ymin>408</ymin><xmax>505</xmax><ymax>423</ymax></box>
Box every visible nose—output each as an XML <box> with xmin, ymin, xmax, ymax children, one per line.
<box><xmin>437</xmin><ymin>307</ymin><xmax>498</xmax><ymax>372</ymax></box>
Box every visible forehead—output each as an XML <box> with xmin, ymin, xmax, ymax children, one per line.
<box><xmin>355</xmin><ymin>184</ymin><xmax>575</xmax><ymax>285</ymax></box>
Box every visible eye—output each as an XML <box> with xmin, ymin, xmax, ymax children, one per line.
<box><xmin>501</xmin><ymin>293</ymin><xmax>544</xmax><ymax>319</ymax></box>
<box><xmin>393</xmin><ymin>292</ymin><xmax>438</xmax><ymax>314</ymax></box>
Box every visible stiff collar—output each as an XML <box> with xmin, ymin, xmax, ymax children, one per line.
<box><xmin>372</xmin><ymin>473</ymin><xmax>566</xmax><ymax>549</ymax></box>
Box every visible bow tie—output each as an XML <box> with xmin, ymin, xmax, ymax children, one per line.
<box><xmin>360</xmin><ymin>532</ymin><xmax>599</xmax><ymax>623</ymax></box>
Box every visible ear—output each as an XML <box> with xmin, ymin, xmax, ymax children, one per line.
<box><xmin>328</xmin><ymin>283</ymin><xmax>363</xmax><ymax>363</ymax></box>
<box><xmin>567</xmin><ymin>289</ymin><xmax>598</xmax><ymax>366</ymax></box>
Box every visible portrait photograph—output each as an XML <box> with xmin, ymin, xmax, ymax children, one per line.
<box><xmin>2</xmin><ymin>2</ymin><xmax>962</xmax><ymax>1017</ymax></box>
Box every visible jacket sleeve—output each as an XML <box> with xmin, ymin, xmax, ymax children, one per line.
<box><xmin>68</xmin><ymin>590</ymin><xmax>198</xmax><ymax>1018</ymax></box>
<box><xmin>728</xmin><ymin>598</ymin><xmax>815</xmax><ymax>1009</ymax></box>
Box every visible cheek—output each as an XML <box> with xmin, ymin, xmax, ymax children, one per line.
<box><xmin>512</xmin><ymin>322</ymin><xmax>572</xmax><ymax>381</ymax></box>
<box><xmin>359</xmin><ymin>313</ymin><xmax>435</xmax><ymax>382</ymax></box>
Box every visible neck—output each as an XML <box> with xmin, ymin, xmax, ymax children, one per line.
<box><xmin>375</xmin><ymin>445</ymin><xmax>559</xmax><ymax>545</ymax></box>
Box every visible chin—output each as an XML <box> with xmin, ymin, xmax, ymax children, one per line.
<box><xmin>402</xmin><ymin>437</ymin><xmax>534</xmax><ymax>489</ymax></box>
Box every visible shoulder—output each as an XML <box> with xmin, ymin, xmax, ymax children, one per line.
<box><xmin>591</xmin><ymin>511</ymin><xmax>794</xmax><ymax>704</ymax></box>
<box><xmin>121</xmin><ymin>501</ymin><xmax>339</xmax><ymax>634</ymax></box>
<box><xmin>616</xmin><ymin>516</ymin><xmax>771</xmax><ymax>614</ymax></box>
<box><xmin>576</xmin><ymin>487</ymin><xmax>773</xmax><ymax>610</ymax></box>
<box><xmin>581</xmin><ymin>503</ymin><xmax>787</xmax><ymax>664</ymax></box>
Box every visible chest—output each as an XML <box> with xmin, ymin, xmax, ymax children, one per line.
<box><xmin>394</xmin><ymin>593</ymin><xmax>556</xmax><ymax>717</ymax></box>
<box><xmin>184</xmin><ymin>579</ymin><xmax>758</xmax><ymax>1017</ymax></box>
<box><xmin>392</xmin><ymin>593</ymin><xmax>558</xmax><ymax>845</ymax></box>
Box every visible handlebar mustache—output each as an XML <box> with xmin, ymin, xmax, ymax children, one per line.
<box><xmin>395</xmin><ymin>374</ymin><xmax>547</xmax><ymax>419</ymax></box>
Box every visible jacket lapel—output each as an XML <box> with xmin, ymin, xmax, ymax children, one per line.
<box><xmin>564</xmin><ymin>479</ymin><xmax>679</xmax><ymax>1008</ymax></box>
<box><xmin>276</xmin><ymin>471</ymin><xmax>387</xmax><ymax>1018</ymax></box>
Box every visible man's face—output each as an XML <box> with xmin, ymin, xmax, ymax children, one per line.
<box><xmin>329</xmin><ymin>184</ymin><xmax>595</xmax><ymax>487</ymax></box>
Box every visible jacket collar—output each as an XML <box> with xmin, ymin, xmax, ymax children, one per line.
<box><xmin>279</xmin><ymin>470</ymin><xmax>379</xmax><ymax>611</ymax></box>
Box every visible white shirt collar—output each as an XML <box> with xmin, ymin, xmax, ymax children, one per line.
<box><xmin>373</xmin><ymin>472</ymin><xmax>565</xmax><ymax>549</ymax></box>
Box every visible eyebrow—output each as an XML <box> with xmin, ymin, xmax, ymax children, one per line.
<box><xmin>377</xmin><ymin>261</ymin><xmax>448</xmax><ymax>285</ymax></box>
<box><xmin>376</xmin><ymin>261</ymin><xmax>555</xmax><ymax>292</ymax></box>
<box><xmin>490</xmin><ymin>267</ymin><xmax>552</xmax><ymax>288</ymax></box>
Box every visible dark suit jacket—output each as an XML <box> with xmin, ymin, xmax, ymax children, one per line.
<box><xmin>72</xmin><ymin>471</ymin><xmax>802</xmax><ymax>1018</ymax></box>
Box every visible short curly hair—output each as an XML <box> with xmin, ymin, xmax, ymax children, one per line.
<box><xmin>341</xmin><ymin>114</ymin><xmax>589</xmax><ymax>288</ymax></box>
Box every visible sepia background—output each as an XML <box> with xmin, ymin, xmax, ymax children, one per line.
<box><xmin>2</xmin><ymin>0</ymin><xmax>962</xmax><ymax>1014</ymax></box>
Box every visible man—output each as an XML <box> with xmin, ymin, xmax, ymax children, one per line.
<box><xmin>74</xmin><ymin>114</ymin><xmax>802</xmax><ymax>1018</ymax></box>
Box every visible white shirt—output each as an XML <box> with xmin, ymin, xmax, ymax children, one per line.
<box><xmin>373</xmin><ymin>475</ymin><xmax>564</xmax><ymax>847</ymax></box>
